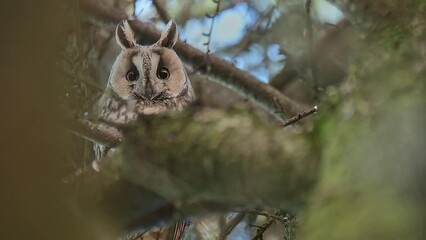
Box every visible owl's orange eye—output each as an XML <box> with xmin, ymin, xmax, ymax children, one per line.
<box><xmin>126</xmin><ymin>70</ymin><xmax>139</xmax><ymax>81</ymax></box>
<box><xmin>157</xmin><ymin>67</ymin><xmax>170</xmax><ymax>80</ymax></box>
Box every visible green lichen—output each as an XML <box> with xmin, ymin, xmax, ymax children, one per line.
<box><xmin>299</xmin><ymin>5</ymin><xmax>426</xmax><ymax>238</ymax></box>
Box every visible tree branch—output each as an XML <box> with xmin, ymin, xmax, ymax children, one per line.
<box><xmin>252</xmin><ymin>218</ymin><xmax>275</xmax><ymax>240</ymax></box>
<box><xmin>66</xmin><ymin>118</ymin><xmax>123</xmax><ymax>147</ymax></box>
<box><xmin>152</xmin><ymin>0</ymin><xmax>170</xmax><ymax>23</ymax></box>
<box><xmin>69</xmin><ymin>110</ymin><xmax>318</xmax><ymax>235</ymax></box>
<box><xmin>282</xmin><ymin>106</ymin><xmax>318</xmax><ymax>128</ymax></box>
<box><xmin>80</xmin><ymin>0</ymin><xmax>305</xmax><ymax>121</ymax></box>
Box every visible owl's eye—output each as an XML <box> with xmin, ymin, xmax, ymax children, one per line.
<box><xmin>126</xmin><ymin>70</ymin><xmax>139</xmax><ymax>81</ymax></box>
<box><xmin>157</xmin><ymin>67</ymin><xmax>170</xmax><ymax>80</ymax></box>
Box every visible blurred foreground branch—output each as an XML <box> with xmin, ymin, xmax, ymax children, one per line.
<box><xmin>67</xmin><ymin>118</ymin><xmax>123</xmax><ymax>147</ymax></box>
<box><xmin>152</xmin><ymin>0</ymin><xmax>170</xmax><ymax>23</ymax></box>
<box><xmin>80</xmin><ymin>0</ymin><xmax>306</xmax><ymax>121</ymax></box>
<box><xmin>70</xmin><ymin>110</ymin><xmax>318</xmax><ymax>235</ymax></box>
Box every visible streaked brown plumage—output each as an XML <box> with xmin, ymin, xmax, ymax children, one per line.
<box><xmin>97</xmin><ymin>20</ymin><xmax>194</xmax><ymax>125</ymax></box>
<box><xmin>93</xmin><ymin>19</ymin><xmax>194</xmax><ymax>162</ymax></box>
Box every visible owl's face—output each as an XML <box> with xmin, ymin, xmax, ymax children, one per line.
<box><xmin>108</xmin><ymin>20</ymin><xmax>194</xmax><ymax>110</ymax></box>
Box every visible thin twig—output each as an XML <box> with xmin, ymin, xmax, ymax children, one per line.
<box><xmin>203</xmin><ymin>0</ymin><xmax>221</xmax><ymax>55</ymax></box>
<box><xmin>252</xmin><ymin>218</ymin><xmax>274</xmax><ymax>240</ymax></box>
<box><xmin>282</xmin><ymin>106</ymin><xmax>318</xmax><ymax>128</ymax></box>
<box><xmin>190</xmin><ymin>0</ymin><xmax>222</xmax><ymax>79</ymax></box>
<box><xmin>250</xmin><ymin>209</ymin><xmax>287</xmax><ymax>240</ymax></box>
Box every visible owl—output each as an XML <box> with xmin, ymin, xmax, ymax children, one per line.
<box><xmin>93</xmin><ymin>20</ymin><xmax>194</xmax><ymax>162</ymax></box>
<box><xmin>97</xmin><ymin>20</ymin><xmax>194</xmax><ymax>125</ymax></box>
<box><xmin>92</xmin><ymin>20</ymin><xmax>194</xmax><ymax>240</ymax></box>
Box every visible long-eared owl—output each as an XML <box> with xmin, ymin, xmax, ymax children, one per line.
<box><xmin>93</xmin><ymin>20</ymin><xmax>194</xmax><ymax>240</ymax></box>
<box><xmin>93</xmin><ymin>20</ymin><xmax>194</xmax><ymax>165</ymax></box>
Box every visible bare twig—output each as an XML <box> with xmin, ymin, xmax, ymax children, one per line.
<box><xmin>252</xmin><ymin>218</ymin><xmax>275</xmax><ymax>240</ymax></box>
<box><xmin>250</xmin><ymin>209</ymin><xmax>288</xmax><ymax>240</ymax></box>
<box><xmin>203</xmin><ymin>0</ymin><xmax>221</xmax><ymax>55</ymax></box>
<box><xmin>218</xmin><ymin>213</ymin><xmax>246</xmax><ymax>240</ymax></box>
<box><xmin>80</xmin><ymin>0</ymin><xmax>304</xmax><ymax>121</ymax></box>
<box><xmin>282</xmin><ymin>106</ymin><xmax>318</xmax><ymax>128</ymax></box>
<box><xmin>152</xmin><ymin>0</ymin><xmax>170</xmax><ymax>23</ymax></box>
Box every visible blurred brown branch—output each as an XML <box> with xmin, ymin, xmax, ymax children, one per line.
<box><xmin>68</xmin><ymin>109</ymin><xmax>318</xmax><ymax>236</ymax></box>
<box><xmin>66</xmin><ymin>117</ymin><xmax>123</xmax><ymax>147</ymax></box>
<box><xmin>80</xmin><ymin>0</ymin><xmax>306</xmax><ymax>121</ymax></box>
<box><xmin>152</xmin><ymin>0</ymin><xmax>170</xmax><ymax>23</ymax></box>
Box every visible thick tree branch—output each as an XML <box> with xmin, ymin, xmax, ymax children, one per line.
<box><xmin>70</xmin><ymin>110</ymin><xmax>318</xmax><ymax>236</ymax></box>
<box><xmin>66</xmin><ymin>118</ymin><xmax>123</xmax><ymax>147</ymax></box>
<box><xmin>80</xmin><ymin>0</ymin><xmax>305</xmax><ymax>121</ymax></box>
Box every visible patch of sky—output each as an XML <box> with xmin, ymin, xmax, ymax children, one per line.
<box><xmin>227</xmin><ymin>221</ymin><xmax>251</xmax><ymax>240</ymax></box>
<box><xmin>209</xmin><ymin>3</ymin><xmax>258</xmax><ymax>51</ymax></box>
<box><xmin>239</xmin><ymin>44</ymin><xmax>264</xmax><ymax>68</ymax></box>
<box><xmin>251</xmin><ymin>66</ymin><xmax>270</xmax><ymax>82</ymax></box>
<box><xmin>135</xmin><ymin>0</ymin><xmax>344</xmax><ymax>83</ymax></box>
<box><xmin>267</xmin><ymin>44</ymin><xmax>286</xmax><ymax>77</ymax></box>
<box><xmin>180</xmin><ymin>19</ymin><xmax>207</xmax><ymax>49</ymax></box>
<box><xmin>135</xmin><ymin>0</ymin><xmax>156</xmax><ymax>21</ymax></box>
<box><xmin>267</xmin><ymin>44</ymin><xmax>285</xmax><ymax>62</ymax></box>
<box><xmin>249</xmin><ymin>0</ymin><xmax>274</xmax><ymax>12</ymax></box>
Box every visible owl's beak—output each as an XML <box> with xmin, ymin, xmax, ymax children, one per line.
<box><xmin>151</xmin><ymin>90</ymin><xmax>168</xmax><ymax>100</ymax></box>
<box><xmin>145</xmin><ymin>87</ymin><xmax>153</xmax><ymax>99</ymax></box>
<box><xmin>144</xmin><ymin>80</ymin><xmax>154</xmax><ymax>99</ymax></box>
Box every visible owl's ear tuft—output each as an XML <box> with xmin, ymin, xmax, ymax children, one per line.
<box><xmin>116</xmin><ymin>20</ymin><xmax>137</xmax><ymax>49</ymax></box>
<box><xmin>156</xmin><ymin>21</ymin><xmax>178</xmax><ymax>49</ymax></box>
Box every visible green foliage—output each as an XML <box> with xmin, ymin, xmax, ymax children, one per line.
<box><xmin>378</xmin><ymin>26</ymin><xmax>408</xmax><ymax>49</ymax></box>
<box><xmin>299</xmin><ymin>11</ymin><xmax>426</xmax><ymax>239</ymax></box>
